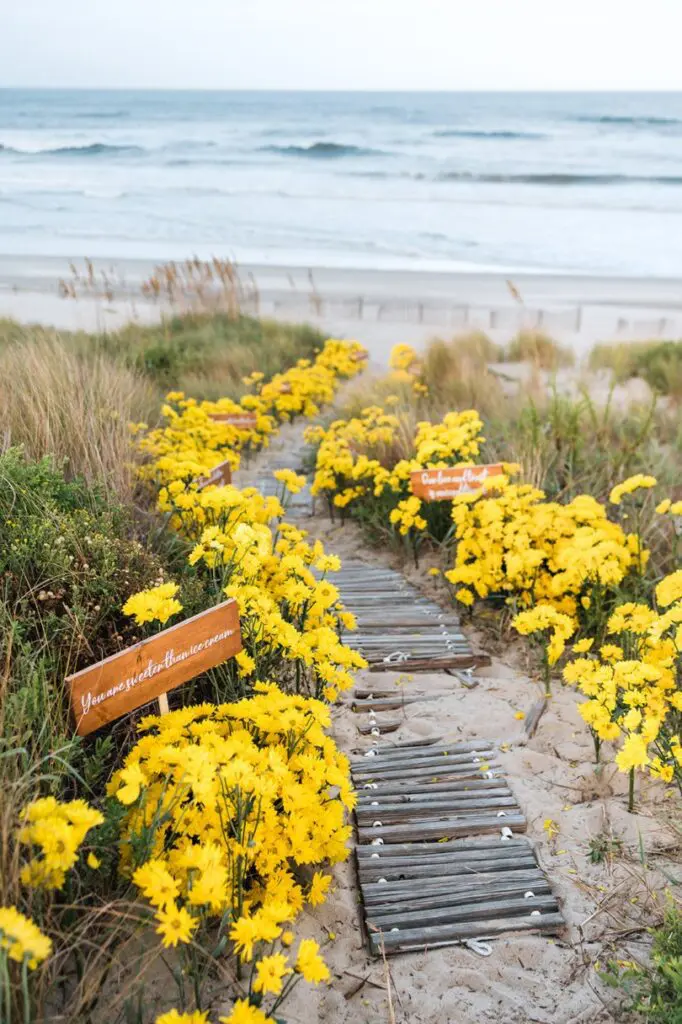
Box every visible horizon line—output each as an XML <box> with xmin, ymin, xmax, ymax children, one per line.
<box><xmin>2</xmin><ymin>85</ymin><xmax>682</xmax><ymax>94</ymax></box>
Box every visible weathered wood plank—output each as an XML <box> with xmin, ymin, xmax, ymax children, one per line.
<box><xmin>354</xmin><ymin>766</ymin><xmax>501</xmax><ymax>788</ymax></box>
<box><xmin>360</xmin><ymin>868</ymin><xmax>548</xmax><ymax>901</ymax></box>
<box><xmin>363</xmin><ymin>880</ymin><xmax>552</xmax><ymax>916</ymax></box>
<box><xmin>350</xmin><ymin>696</ymin><xmax>447</xmax><ymax>711</ymax></box>
<box><xmin>358</xmin><ymin>813</ymin><xmax>526</xmax><ymax>843</ymax></box>
<box><xmin>355</xmin><ymin>777</ymin><xmax>508</xmax><ymax>798</ymax></box>
<box><xmin>361</xmin><ymin>874</ymin><xmax>548</xmax><ymax>907</ymax></box>
<box><xmin>355</xmin><ymin>797</ymin><xmax>519</xmax><ymax>821</ymax></box>
<box><xmin>351</xmin><ymin>740</ymin><xmax>494</xmax><ymax>764</ymax></box>
<box><xmin>368</xmin><ymin>912</ymin><xmax>565</xmax><ymax>955</ymax></box>
<box><xmin>355</xmin><ymin>835</ymin><xmax>531</xmax><ymax>858</ymax></box>
<box><xmin>366</xmin><ymin>892</ymin><xmax>557</xmax><ymax>931</ymax></box>
<box><xmin>357</xmin><ymin>718</ymin><xmax>401</xmax><ymax>735</ymax></box>
<box><xmin>370</xmin><ymin>655</ymin><xmax>491</xmax><ymax>673</ymax></box>
<box><xmin>357</xmin><ymin>847</ymin><xmax>534</xmax><ymax>871</ymax></box>
<box><xmin>352</xmin><ymin>762</ymin><xmax>498</xmax><ymax>785</ymax></box>
<box><xmin>358</xmin><ymin>855</ymin><xmax>537</xmax><ymax>882</ymax></box>
<box><xmin>356</xmin><ymin>787</ymin><xmax>512</xmax><ymax>805</ymax></box>
<box><xmin>352</xmin><ymin>750</ymin><xmax>496</xmax><ymax>774</ymax></box>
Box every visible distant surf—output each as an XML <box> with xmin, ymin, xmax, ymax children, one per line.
<box><xmin>433</xmin><ymin>129</ymin><xmax>545</xmax><ymax>140</ymax></box>
<box><xmin>0</xmin><ymin>142</ymin><xmax>145</xmax><ymax>157</ymax></box>
<box><xmin>3</xmin><ymin>89</ymin><xmax>682</xmax><ymax>276</ymax></box>
<box><xmin>261</xmin><ymin>142</ymin><xmax>386</xmax><ymax>158</ymax></box>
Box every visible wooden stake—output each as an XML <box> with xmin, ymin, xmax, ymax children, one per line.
<box><xmin>158</xmin><ymin>692</ymin><xmax>170</xmax><ymax>715</ymax></box>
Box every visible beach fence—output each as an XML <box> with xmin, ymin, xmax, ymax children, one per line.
<box><xmin>256</xmin><ymin>292</ymin><xmax>682</xmax><ymax>339</ymax></box>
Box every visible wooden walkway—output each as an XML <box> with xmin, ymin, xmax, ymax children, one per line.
<box><xmin>318</xmin><ymin>560</ymin><xmax>487</xmax><ymax>673</ymax></box>
<box><xmin>349</xmin><ymin>731</ymin><xmax>564</xmax><ymax>955</ymax></box>
<box><xmin>237</xmin><ymin>421</ymin><xmax>565</xmax><ymax>958</ymax></box>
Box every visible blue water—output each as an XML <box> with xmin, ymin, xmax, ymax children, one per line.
<box><xmin>2</xmin><ymin>89</ymin><xmax>682</xmax><ymax>275</ymax></box>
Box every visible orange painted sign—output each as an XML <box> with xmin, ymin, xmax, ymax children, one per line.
<box><xmin>411</xmin><ymin>464</ymin><xmax>506</xmax><ymax>501</ymax></box>
<box><xmin>196</xmin><ymin>459</ymin><xmax>232</xmax><ymax>489</ymax></box>
<box><xmin>209</xmin><ymin>411</ymin><xmax>258</xmax><ymax>428</ymax></box>
<box><xmin>67</xmin><ymin>600</ymin><xmax>242</xmax><ymax>736</ymax></box>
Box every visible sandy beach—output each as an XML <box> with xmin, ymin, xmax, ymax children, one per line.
<box><xmin>2</xmin><ymin>254</ymin><xmax>682</xmax><ymax>363</ymax></box>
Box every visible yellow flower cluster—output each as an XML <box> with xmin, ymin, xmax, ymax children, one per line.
<box><xmin>609</xmin><ymin>473</ymin><xmax>657</xmax><ymax>506</ymax></box>
<box><xmin>122</xmin><ymin>581</ymin><xmax>183</xmax><ymax>627</ymax></box>
<box><xmin>512</xmin><ymin>605</ymin><xmax>576</xmax><ymax>666</ymax></box>
<box><xmin>273</xmin><ymin>468</ymin><xmax>307</xmax><ymax>495</ymax></box>
<box><xmin>132</xmin><ymin>350</ymin><xmax>367</xmax><ymax>703</ymax></box>
<box><xmin>446</xmin><ymin>484</ymin><xmax>643</xmax><ymax>618</ymax></box>
<box><xmin>457</xmin><ymin>472</ymin><xmax>680</xmax><ymax>801</ymax></box>
<box><xmin>137</xmin><ymin>339</ymin><xmax>366</xmax><ymax>494</ymax></box>
<box><xmin>0</xmin><ymin>907</ymin><xmax>52</xmax><ymax>969</ymax></box>
<box><xmin>18</xmin><ymin>797</ymin><xmax>103</xmax><ymax>891</ymax></box>
<box><xmin>389</xmin><ymin>343</ymin><xmax>419</xmax><ymax>372</ymax></box>
<box><xmin>309</xmin><ymin>403</ymin><xmax>484</xmax><ymax>537</ymax></box>
<box><xmin>113</xmin><ymin>689</ymin><xmax>346</xmax><ymax>1014</ymax></box>
<box><xmin>180</xmin><ymin>496</ymin><xmax>364</xmax><ymax>700</ymax></box>
<box><xmin>563</xmin><ymin>572</ymin><xmax>682</xmax><ymax>790</ymax></box>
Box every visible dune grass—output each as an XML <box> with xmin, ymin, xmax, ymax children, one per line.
<box><xmin>590</xmin><ymin>338</ymin><xmax>682</xmax><ymax>397</ymax></box>
<box><xmin>0</xmin><ymin>311</ymin><xmax>326</xmax><ymax>504</ymax></box>
<box><xmin>0</xmin><ymin>312</ymin><xmax>326</xmax><ymax>401</ymax></box>
<box><xmin>0</xmin><ymin>335</ymin><xmax>156</xmax><ymax>502</ymax></box>
<box><xmin>502</xmin><ymin>328</ymin><xmax>575</xmax><ymax>369</ymax></box>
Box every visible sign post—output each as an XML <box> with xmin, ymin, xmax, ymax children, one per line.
<box><xmin>195</xmin><ymin>459</ymin><xmax>233</xmax><ymax>489</ymax></box>
<box><xmin>67</xmin><ymin>600</ymin><xmax>242</xmax><ymax>736</ymax></box>
<box><xmin>410</xmin><ymin>464</ymin><xmax>506</xmax><ymax>502</ymax></box>
<box><xmin>208</xmin><ymin>412</ymin><xmax>258</xmax><ymax>428</ymax></box>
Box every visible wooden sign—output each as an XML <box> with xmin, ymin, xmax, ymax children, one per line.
<box><xmin>209</xmin><ymin>411</ymin><xmax>258</xmax><ymax>428</ymax></box>
<box><xmin>411</xmin><ymin>464</ymin><xmax>506</xmax><ymax>501</ymax></box>
<box><xmin>67</xmin><ymin>600</ymin><xmax>242</xmax><ymax>736</ymax></box>
<box><xmin>196</xmin><ymin>459</ymin><xmax>232</xmax><ymax>489</ymax></box>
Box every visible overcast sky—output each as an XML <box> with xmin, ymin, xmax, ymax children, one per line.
<box><xmin>2</xmin><ymin>0</ymin><xmax>681</xmax><ymax>91</ymax></box>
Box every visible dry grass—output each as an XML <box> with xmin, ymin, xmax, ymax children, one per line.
<box><xmin>503</xmin><ymin>329</ymin><xmax>575</xmax><ymax>370</ymax></box>
<box><xmin>0</xmin><ymin>336</ymin><xmax>156</xmax><ymax>501</ymax></box>
<box><xmin>417</xmin><ymin>332</ymin><xmax>505</xmax><ymax>416</ymax></box>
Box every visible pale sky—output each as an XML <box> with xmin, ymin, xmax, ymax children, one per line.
<box><xmin>2</xmin><ymin>0</ymin><xmax>681</xmax><ymax>91</ymax></box>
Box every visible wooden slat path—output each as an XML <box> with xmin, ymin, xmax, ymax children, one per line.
<box><xmin>237</xmin><ymin>432</ymin><xmax>564</xmax><ymax>958</ymax></box>
<box><xmin>238</xmin><ymin>444</ymin><xmax>314</xmax><ymax>519</ymax></box>
<box><xmin>350</xmin><ymin>737</ymin><xmax>564</xmax><ymax>956</ymax></box>
<box><xmin>315</xmin><ymin>560</ymin><xmax>486</xmax><ymax>672</ymax></box>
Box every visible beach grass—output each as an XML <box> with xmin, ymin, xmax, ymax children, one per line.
<box><xmin>0</xmin><ymin>311</ymin><xmax>326</xmax><ymax>500</ymax></box>
<box><xmin>590</xmin><ymin>338</ymin><xmax>682</xmax><ymax>397</ymax></box>
<box><xmin>502</xmin><ymin>328</ymin><xmax>575</xmax><ymax>369</ymax></box>
<box><xmin>0</xmin><ymin>311</ymin><xmax>326</xmax><ymax>401</ymax></box>
<box><xmin>0</xmin><ymin>335</ymin><xmax>156</xmax><ymax>501</ymax></box>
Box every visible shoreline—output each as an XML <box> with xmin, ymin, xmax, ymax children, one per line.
<box><xmin>2</xmin><ymin>254</ymin><xmax>682</xmax><ymax>362</ymax></box>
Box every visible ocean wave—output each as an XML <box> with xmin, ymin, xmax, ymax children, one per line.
<box><xmin>73</xmin><ymin>110</ymin><xmax>129</xmax><ymax>120</ymax></box>
<box><xmin>0</xmin><ymin>142</ymin><xmax>145</xmax><ymax>158</ymax></box>
<box><xmin>436</xmin><ymin>171</ymin><xmax>682</xmax><ymax>186</ymax></box>
<box><xmin>573</xmin><ymin>114</ymin><xmax>682</xmax><ymax>128</ymax></box>
<box><xmin>433</xmin><ymin>129</ymin><xmax>545</xmax><ymax>140</ymax></box>
<box><xmin>261</xmin><ymin>142</ymin><xmax>386</xmax><ymax>158</ymax></box>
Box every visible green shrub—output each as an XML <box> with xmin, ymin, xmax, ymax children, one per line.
<box><xmin>636</xmin><ymin>341</ymin><xmax>682</xmax><ymax>397</ymax></box>
<box><xmin>600</xmin><ymin>902</ymin><xmax>682</xmax><ymax>1023</ymax></box>
<box><xmin>589</xmin><ymin>339</ymin><xmax>682</xmax><ymax>397</ymax></box>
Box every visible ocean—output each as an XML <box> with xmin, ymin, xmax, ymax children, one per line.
<box><xmin>2</xmin><ymin>89</ymin><xmax>682</xmax><ymax>276</ymax></box>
